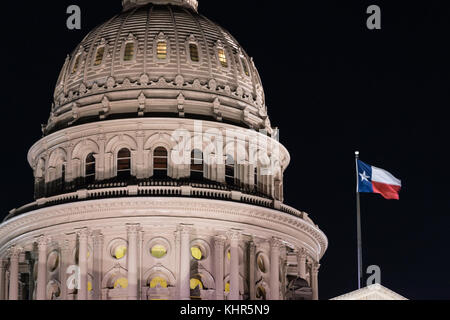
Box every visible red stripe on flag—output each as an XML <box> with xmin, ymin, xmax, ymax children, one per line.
<box><xmin>372</xmin><ymin>181</ymin><xmax>401</xmax><ymax>200</ymax></box>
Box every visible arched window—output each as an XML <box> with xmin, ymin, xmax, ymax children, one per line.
<box><xmin>190</xmin><ymin>274</ymin><xmax>205</xmax><ymax>300</ymax></box>
<box><xmin>117</xmin><ymin>148</ymin><xmax>131</xmax><ymax>178</ymax></box>
<box><xmin>218</xmin><ymin>48</ymin><xmax>228</xmax><ymax>68</ymax></box>
<box><xmin>85</xmin><ymin>153</ymin><xmax>96</xmax><ymax>184</ymax></box>
<box><xmin>241</xmin><ymin>57</ymin><xmax>250</xmax><ymax>76</ymax></box>
<box><xmin>124</xmin><ymin>42</ymin><xmax>135</xmax><ymax>61</ymax></box>
<box><xmin>94</xmin><ymin>46</ymin><xmax>105</xmax><ymax>66</ymax></box>
<box><xmin>153</xmin><ymin>147</ymin><xmax>168</xmax><ymax>178</ymax></box>
<box><xmin>72</xmin><ymin>54</ymin><xmax>81</xmax><ymax>74</ymax></box>
<box><xmin>225</xmin><ymin>155</ymin><xmax>235</xmax><ymax>185</ymax></box>
<box><xmin>190</xmin><ymin>149</ymin><xmax>203</xmax><ymax>181</ymax></box>
<box><xmin>189</xmin><ymin>43</ymin><xmax>199</xmax><ymax>62</ymax></box>
<box><xmin>157</xmin><ymin>41</ymin><xmax>167</xmax><ymax>60</ymax></box>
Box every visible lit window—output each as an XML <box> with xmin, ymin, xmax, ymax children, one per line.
<box><xmin>124</xmin><ymin>42</ymin><xmax>135</xmax><ymax>61</ymax></box>
<box><xmin>225</xmin><ymin>155</ymin><xmax>235</xmax><ymax>185</ymax></box>
<box><xmin>114</xmin><ymin>277</ymin><xmax>128</xmax><ymax>289</ymax></box>
<box><xmin>94</xmin><ymin>46</ymin><xmax>105</xmax><ymax>66</ymax></box>
<box><xmin>225</xmin><ymin>282</ymin><xmax>230</xmax><ymax>292</ymax></box>
<box><xmin>189</xmin><ymin>43</ymin><xmax>199</xmax><ymax>62</ymax></box>
<box><xmin>151</xmin><ymin>244</ymin><xmax>167</xmax><ymax>259</ymax></box>
<box><xmin>190</xmin><ymin>149</ymin><xmax>204</xmax><ymax>180</ymax></box>
<box><xmin>218</xmin><ymin>48</ymin><xmax>228</xmax><ymax>67</ymax></box>
<box><xmin>153</xmin><ymin>147</ymin><xmax>168</xmax><ymax>178</ymax></box>
<box><xmin>72</xmin><ymin>55</ymin><xmax>81</xmax><ymax>74</ymax></box>
<box><xmin>85</xmin><ymin>153</ymin><xmax>96</xmax><ymax>184</ymax></box>
<box><xmin>88</xmin><ymin>281</ymin><xmax>93</xmax><ymax>292</ymax></box>
<box><xmin>117</xmin><ymin>148</ymin><xmax>131</xmax><ymax>178</ymax></box>
<box><xmin>113</xmin><ymin>245</ymin><xmax>127</xmax><ymax>260</ymax></box>
<box><xmin>150</xmin><ymin>277</ymin><xmax>168</xmax><ymax>288</ymax></box>
<box><xmin>241</xmin><ymin>57</ymin><xmax>250</xmax><ymax>76</ymax></box>
<box><xmin>190</xmin><ymin>278</ymin><xmax>203</xmax><ymax>290</ymax></box>
<box><xmin>191</xmin><ymin>246</ymin><xmax>203</xmax><ymax>260</ymax></box>
<box><xmin>157</xmin><ymin>41</ymin><xmax>167</xmax><ymax>59</ymax></box>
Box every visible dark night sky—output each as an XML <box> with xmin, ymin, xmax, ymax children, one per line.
<box><xmin>1</xmin><ymin>0</ymin><xmax>449</xmax><ymax>300</ymax></box>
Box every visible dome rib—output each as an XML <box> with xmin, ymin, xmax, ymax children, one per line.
<box><xmin>182</xmin><ymin>6</ymin><xmax>213</xmax><ymax>79</ymax></box>
<box><xmin>111</xmin><ymin>8</ymin><xmax>138</xmax><ymax>76</ymax></box>
<box><xmin>168</xmin><ymin>5</ymin><xmax>181</xmax><ymax>76</ymax></box>
<box><xmin>143</xmin><ymin>5</ymin><xmax>153</xmax><ymax>74</ymax></box>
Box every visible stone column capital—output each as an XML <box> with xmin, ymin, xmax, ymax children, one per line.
<box><xmin>92</xmin><ymin>231</ymin><xmax>104</xmax><ymax>246</ymax></box>
<box><xmin>36</xmin><ymin>235</ymin><xmax>51</xmax><ymax>249</ymax></box>
<box><xmin>177</xmin><ymin>224</ymin><xmax>193</xmax><ymax>236</ymax></box>
<box><xmin>8</xmin><ymin>246</ymin><xmax>23</xmax><ymax>259</ymax></box>
<box><xmin>0</xmin><ymin>259</ymin><xmax>8</xmax><ymax>268</ymax></box>
<box><xmin>312</xmin><ymin>263</ymin><xmax>320</xmax><ymax>274</ymax></box>
<box><xmin>77</xmin><ymin>228</ymin><xmax>90</xmax><ymax>240</ymax></box>
<box><xmin>270</xmin><ymin>237</ymin><xmax>283</xmax><ymax>249</ymax></box>
<box><xmin>126</xmin><ymin>224</ymin><xmax>142</xmax><ymax>236</ymax></box>
<box><xmin>227</xmin><ymin>229</ymin><xmax>242</xmax><ymax>242</ymax></box>
<box><xmin>214</xmin><ymin>235</ymin><xmax>227</xmax><ymax>247</ymax></box>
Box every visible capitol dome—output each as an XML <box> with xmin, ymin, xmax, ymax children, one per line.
<box><xmin>48</xmin><ymin>0</ymin><xmax>268</xmax><ymax>135</ymax></box>
<box><xmin>0</xmin><ymin>0</ymin><xmax>327</xmax><ymax>302</ymax></box>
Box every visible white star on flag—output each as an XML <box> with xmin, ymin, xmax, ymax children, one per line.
<box><xmin>359</xmin><ymin>171</ymin><xmax>370</xmax><ymax>182</ymax></box>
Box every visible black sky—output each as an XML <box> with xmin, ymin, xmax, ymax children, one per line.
<box><xmin>1</xmin><ymin>0</ymin><xmax>449</xmax><ymax>300</ymax></box>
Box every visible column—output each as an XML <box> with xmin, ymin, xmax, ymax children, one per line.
<box><xmin>8</xmin><ymin>246</ymin><xmax>22</xmax><ymax>300</ymax></box>
<box><xmin>139</xmin><ymin>229</ymin><xmax>144</xmax><ymax>300</ymax></box>
<box><xmin>60</xmin><ymin>239</ymin><xmax>70</xmax><ymax>300</ymax></box>
<box><xmin>248</xmin><ymin>241</ymin><xmax>256</xmax><ymax>300</ymax></box>
<box><xmin>92</xmin><ymin>231</ymin><xmax>104</xmax><ymax>300</ymax></box>
<box><xmin>270</xmin><ymin>237</ymin><xmax>282</xmax><ymax>300</ymax></box>
<box><xmin>179</xmin><ymin>225</ymin><xmax>191</xmax><ymax>300</ymax></box>
<box><xmin>312</xmin><ymin>263</ymin><xmax>320</xmax><ymax>300</ymax></box>
<box><xmin>37</xmin><ymin>236</ymin><xmax>50</xmax><ymax>300</ymax></box>
<box><xmin>0</xmin><ymin>259</ymin><xmax>7</xmax><ymax>300</ymax></box>
<box><xmin>228</xmin><ymin>230</ymin><xmax>241</xmax><ymax>300</ymax></box>
<box><xmin>127</xmin><ymin>224</ymin><xmax>140</xmax><ymax>300</ymax></box>
<box><xmin>297</xmin><ymin>248</ymin><xmax>307</xmax><ymax>280</ymax></box>
<box><xmin>78</xmin><ymin>228</ymin><xmax>89</xmax><ymax>300</ymax></box>
<box><xmin>214</xmin><ymin>236</ymin><xmax>226</xmax><ymax>300</ymax></box>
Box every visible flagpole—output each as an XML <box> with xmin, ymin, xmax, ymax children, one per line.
<box><xmin>355</xmin><ymin>151</ymin><xmax>363</xmax><ymax>289</ymax></box>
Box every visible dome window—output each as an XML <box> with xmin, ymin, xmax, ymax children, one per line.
<box><xmin>117</xmin><ymin>148</ymin><xmax>131</xmax><ymax>178</ymax></box>
<box><xmin>85</xmin><ymin>153</ymin><xmax>96</xmax><ymax>184</ymax></box>
<box><xmin>157</xmin><ymin>41</ymin><xmax>167</xmax><ymax>60</ymax></box>
<box><xmin>150</xmin><ymin>277</ymin><xmax>168</xmax><ymax>288</ymax></box>
<box><xmin>153</xmin><ymin>147</ymin><xmax>168</xmax><ymax>178</ymax></box>
<box><xmin>72</xmin><ymin>54</ymin><xmax>81</xmax><ymax>74</ymax></box>
<box><xmin>218</xmin><ymin>48</ymin><xmax>228</xmax><ymax>68</ymax></box>
<box><xmin>124</xmin><ymin>42</ymin><xmax>135</xmax><ymax>61</ymax></box>
<box><xmin>94</xmin><ymin>46</ymin><xmax>105</xmax><ymax>66</ymax></box>
<box><xmin>241</xmin><ymin>57</ymin><xmax>250</xmax><ymax>76</ymax></box>
<box><xmin>225</xmin><ymin>155</ymin><xmax>235</xmax><ymax>185</ymax></box>
<box><xmin>189</xmin><ymin>43</ymin><xmax>199</xmax><ymax>62</ymax></box>
<box><xmin>190</xmin><ymin>149</ymin><xmax>204</xmax><ymax>181</ymax></box>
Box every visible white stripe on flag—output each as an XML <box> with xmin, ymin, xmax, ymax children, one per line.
<box><xmin>372</xmin><ymin>166</ymin><xmax>402</xmax><ymax>186</ymax></box>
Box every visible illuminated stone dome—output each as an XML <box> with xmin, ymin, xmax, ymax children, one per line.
<box><xmin>0</xmin><ymin>0</ymin><xmax>327</xmax><ymax>302</ymax></box>
<box><xmin>48</xmin><ymin>0</ymin><xmax>268</xmax><ymax>135</ymax></box>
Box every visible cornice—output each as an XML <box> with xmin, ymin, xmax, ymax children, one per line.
<box><xmin>0</xmin><ymin>198</ymin><xmax>327</xmax><ymax>259</ymax></box>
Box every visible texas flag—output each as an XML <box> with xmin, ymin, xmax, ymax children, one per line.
<box><xmin>357</xmin><ymin>160</ymin><xmax>402</xmax><ymax>200</ymax></box>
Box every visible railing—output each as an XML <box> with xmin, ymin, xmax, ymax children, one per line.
<box><xmin>6</xmin><ymin>182</ymin><xmax>309</xmax><ymax>224</ymax></box>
